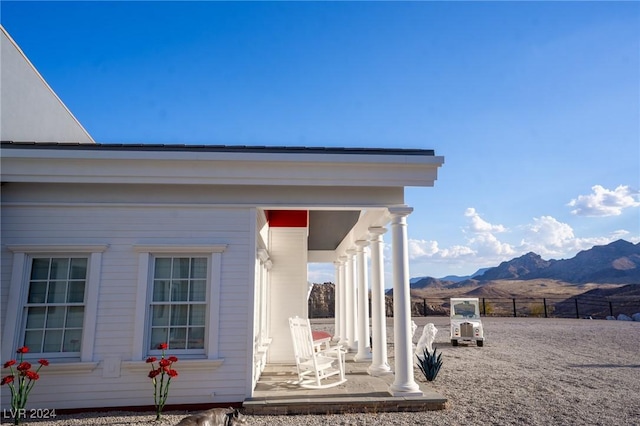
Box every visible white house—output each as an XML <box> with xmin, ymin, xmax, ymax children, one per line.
<box><xmin>0</xmin><ymin>26</ymin><xmax>444</xmax><ymax>410</ymax></box>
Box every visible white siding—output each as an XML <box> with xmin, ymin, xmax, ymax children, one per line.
<box><xmin>0</xmin><ymin>203</ymin><xmax>254</xmax><ymax>409</ymax></box>
<box><xmin>267</xmin><ymin>228</ymin><xmax>309</xmax><ymax>363</ymax></box>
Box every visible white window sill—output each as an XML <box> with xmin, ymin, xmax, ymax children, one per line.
<box><xmin>122</xmin><ymin>358</ymin><xmax>224</xmax><ymax>372</ymax></box>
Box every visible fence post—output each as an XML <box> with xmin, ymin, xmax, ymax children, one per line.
<box><xmin>543</xmin><ymin>298</ymin><xmax>548</xmax><ymax>318</ymax></box>
<box><xmin>482</xmin><ymin>298</ymin><xmax>486</xmax><ymax>316</ymax></box>
<box><xmin>574</xmin><ymin>298</ymin><xmax>579</xmax><ymax>319</ymax></box>
<box><xmin>609</xmin><ymin>301</ymin><xmax>613</xmax><ymax>318</ymax></box>
<box><xmin>512</xmin><ymin>298</ymin><xmax>517</xmax><ymax>317</ymax></box>
<box><xmin>423</xmin><ymin>298</ymin><xmax>427</xmax><ymax>316</ymax></box>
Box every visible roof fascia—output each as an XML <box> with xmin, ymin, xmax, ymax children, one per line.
<box><xmin>1</xmin><ymin>147</ymin><xmax>444</xmax><ymax>188</ymax></box>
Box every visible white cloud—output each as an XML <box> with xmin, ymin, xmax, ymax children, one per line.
<box><xmin>464</xmin><ymin>208</ymin><xmax>506</xmax><ymax>233</ymax></box>
<box><xmin>568</xmin><ymin>185</ymin><xmax>640</xmax><ymax>217</ymax></box>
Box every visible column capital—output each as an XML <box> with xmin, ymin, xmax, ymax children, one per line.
<box><xmin>355</xmin><ymin>240</ymin><xmax>369</xmax><ymax>249</ymax></box>
<box><xmin>257</xmin><ymin>248</ymin><xmax>270</xmax><ymax>263</ymax></box>
<box><xmin>346</xmin><ymin>248</ymin><xmax>357</xmax><ymax>257</ymax></box>
<box><xmin>388</xmin><ymin>206</ymin><xmax>414</xmax><ymax>218</ymax></box>
<box><xmin>368</xmin><ymin>226</ymin><xmax>387</xmax><ymax>237</ymax></box>
<box><xmin>338</xmin><ymin>255</ymin><xmax>348</xmax><ymax>262</ymax></box>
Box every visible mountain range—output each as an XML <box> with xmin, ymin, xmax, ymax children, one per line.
<box><xmin>412</xmin><ymin>239</ymin><xmax>640</xmax><ymax>288</ymax></box>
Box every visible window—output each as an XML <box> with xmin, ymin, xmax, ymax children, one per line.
<box><xmin>132</xmin><ymin>245</ymin><xmax>226</xmax><ymax>361</ymax></box>
<box><xmin>3</xmin><ymin>245</ymin><xmax>105</xmax><ymax>364</ymax></box>
<box><xmin>23</xmin><ymin>257</ymin><xmax>88</xmax><ymax>354</ymax></box>
<box><xmin>149</xmin><ymin>257</ymin><xmax>207</xmax><ymax>352</ymax></box>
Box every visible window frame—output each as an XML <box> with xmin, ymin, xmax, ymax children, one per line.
<box><xmin>3</xmin><ymin>245</ymin><xmax>106</xmax><ymax>364</ymax></box>
<box><xmin>133</xmin><ymin>245</ymin><xmax>226</xmax><ymax>361</ymax></box>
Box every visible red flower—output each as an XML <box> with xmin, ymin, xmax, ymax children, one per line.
<box><xmin>148</xmin><ymin>368</ymin><xmax>161</xmax><ymax>379</ymax></box>
<box><xmin>16</xmin><ymin>347</ymin><xmax>29</xmax><ymax>354</ymax></box>
<box><xmin>1</xmin><ymin>375</ymin><xmax>14</xmax><ymax>385</ymax></box>
<box><xmin>25</xmin><ymin>371</ymin><xmax>39</xmax><ymax>380</ymax></box>
<box><xmin>159</xmin><ymin>358</ymin><xmax>170</xmax><ymax>368</ymax></box>
<box><xmin>38</xmin><ymin>359</ymin><xmax>49</xmax><ymax>367</ymax></box>
<box><xmin>3</xmin><ymin>360</ymin><xmax>16</xmax><ymax>368</ymax></box>
<box><xmin>16</xmin><ymin>362</ymin><xmax>31</xmax><ymax>372</ymax></box>
<box><xmin>167</xmin><ymin>356</ymin><xmax>178</xmax><ymax>363</ymax></box>
<box><xmin>145</xmin><ymin>357</ymin><xmax>157</xmax><ymax>364</ymax></box>
<box><xmin>167</xmin><ymin>369</ymin><xmax>178</xmax><ymax>378</ymax></box>
<box><xmin>157</xmin><ymin>343</ymin><xmax>168</xmax><ymax>350</ymax></box>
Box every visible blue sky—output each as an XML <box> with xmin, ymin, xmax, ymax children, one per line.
<box><xmin>2</xmin><ymin>1</ymin><xmax>638</xmax><ymax>281</ymax></box>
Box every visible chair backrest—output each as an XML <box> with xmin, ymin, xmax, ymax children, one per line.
<box><xmin>289</xmin><ymin>316</ymin><xmax>315</xmax><ymax>360</ymax></box>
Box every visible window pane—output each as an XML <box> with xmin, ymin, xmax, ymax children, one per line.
<box><xmin>31</xmin><ymin>259</ymin><xmax>50</xmax><ymax>280</ymax></box>
<box><xmin>46</xmin><ymin>306</ymin><xmax>65</xmax><ymax>328</ymax></box>
<box><xmin>172</xmin><ymin>258</ymin><xmax>190</xmax><ymax>278</ymax></box>
<box><xmin>50</xmin><ymin>258</ymin><xmax>70</xmax><ymax>280</ymax></box>
<box><xmin>171</xmin><ymin>280</ymin><xmax>189</xmax><ymax>301</ymax></box>
<box><xmin>169</xmin><ymin>327</ymin><xmax>187</xmax><ymax>349</ymax></box>
<box><xmin>68</xmin><ymin>281</ymin><xmax>85</xmax><ymax>303</ymax></box>
<box><xmin>188</xmin><ymin>327</ymin><xmax>205</xmax><ymax>349</ymax></box>
<box><xmin>191</xmin><ymin>258</ymin><xmax>207</xmax><ymax>278</ymax></box>
<box><xmin>24</xmin><ymin>330</ymin><xmax>44</xmax><ymax>352</ymax></box>
<box><xmin>153</xmin><ymin>280</ymin><xmax>170</xmax><ymax>302</ymax></box>
<box><xmin>43</xmin><ymin>330</ymin><xmax>63</xmax><ymax>352</ymax></box>
<box><xmin>171</xmin><ymin>305</ymin><xmax>188</xmax><ymax>326</ymax></box>
<box><xmin>190</xmin><ymin>280</ymin><xmax>206</xmax><ymax>301</ymax></box>
<box><xmin>26</xmin><ymin>307</ymin><xmax>46</xmax><ymax>328</ymax></box>
<box><xmin>63</xmin><ymin>329</ymin><xmax>82</xmax><ymax>352</ymax></box>
<box><xmin>66</xmin><ymin>306</ymin><xmax>84</xmax><ymax>328</ymax></box>
<box><xmin>152</xmin><ymin>305</ymin><xmax>170</xmax><ymax>326</ymax></box>
<box><xmin>189</xmin><ymin>305</ymin><xmax>206</xmax><ymax>326</ymax></box>
<box><xmin>69</xmin><ymin>258</ymin><xmax>87</xmax><ymax>279</ymax></box>
<box><xmin>150</xmin><ymin>328</ymin><xmax>168</xmax><ymax>350</ymax></box>
<box><xmin>28</xmin><ymin>282</ymin><xmax>47</xmax><ymax>304</ymax></box>
<box><xmin>154</xmin><ymin>258</ymin><xmax>172</xmax><ymax>279</ymax></box>
<box><xmin>47</xmin><ymin>281</ymin><xmax>67</xmax><ymax>303</ymax></box>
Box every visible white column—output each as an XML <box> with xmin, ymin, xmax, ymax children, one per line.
<box><xmin>354</xmin><ymin>240</ymin><xmax>372</xmax><ymax>361</ymax></box>
<box><xmin>345</xmin><ymin>248</ymin><xmax>358</xmax><ymax>352</ymax></box>
<box><xmin>333</xmin><ymin>260</ymin><xmax>341</xmax><ymax>342</ymax></box>
<box><xmin>367</xmin><ymin>227</ymin><xmax>391</xmax><ymax>376</ymax></box>
<box><xmin>338</xmin><ymin>256</ymin><xmax>348</xmax><ymax>346</ymax></box>
<box><xmin>388</xmin><ymin>206</ymin><xmax>422</xmax><ymax>396</ymax></box>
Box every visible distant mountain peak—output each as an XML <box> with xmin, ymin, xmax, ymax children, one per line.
<box><xmin>412</xmin><ymin>240</ymin><xmax>640</xmax><ymax>286</ymax></box>
<box><xmin>476</xmin><ymin>252</ymin><xmax>553</xmax><ymax>281</ymax></box>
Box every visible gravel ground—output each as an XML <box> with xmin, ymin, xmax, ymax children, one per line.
<box><xmin>8</xmin><ymin>317</ymin><xmax>639</xmax><ymax>426</ymax></box>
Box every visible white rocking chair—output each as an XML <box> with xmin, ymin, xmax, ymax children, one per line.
<box><xmin>288</xmin><ymin>316</ymin><xmax>347</xmax><ymax>389</ymax></box>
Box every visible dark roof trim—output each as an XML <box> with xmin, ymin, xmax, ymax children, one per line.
<box><xmin>0</xmin><ymin>141</ymin><xmax>435</xmax><ymax>156</ymax></box>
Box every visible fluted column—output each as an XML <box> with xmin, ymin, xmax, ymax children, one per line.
<box><xmin>367</xmin><ymin>227</ymin><xmax>391</xmax><ymax>376</ymax></box>
<box><xmin>388</xmin><ymin>206</ymin><xmax>422</xmax><ymax>396</ymax></box>
<box><xmin>345</xmin><ymin>248</ymin><xmax>358</xmax><ymax>351</ymax></box>
<box><xmin>354</xmin><ymin>240</ymin><xmax>372</xmax><ymax>361</ymax></box>
<box><xmin>333</xmin><ymin>260</ymin><xmax>341</xmax><ymax>342</ymax></box>
<box><xmin>337</xmin><ymin>256</ymin><xmax>348</xmax><ymax>346</ymax></box>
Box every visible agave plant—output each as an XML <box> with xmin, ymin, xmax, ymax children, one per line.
<box><xmin>416</xmin><ymin>347</ymin><xmax>443</xmax><ymax>382</ymax></box>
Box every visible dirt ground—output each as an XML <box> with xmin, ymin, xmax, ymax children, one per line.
<box><xmin>7</xmin><ymin>317</ymin><xmax>640</xmax><ymax>426</ymax></box>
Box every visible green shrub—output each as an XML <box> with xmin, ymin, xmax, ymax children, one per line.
<box><xmin>416</xmin><ymin>347</ymin><xmax>443</xmax><ymax>382</ymax></box>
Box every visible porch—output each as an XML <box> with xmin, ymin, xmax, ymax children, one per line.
<box><xmin>244</xmin><ymin>320</ymin><xmax>447</xmax><ymax>415</ymax></box>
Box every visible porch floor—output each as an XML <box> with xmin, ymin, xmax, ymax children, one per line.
<box><xmin>243</xmin><ymin>353</ymin><xmax>447</xmax><ymax>415</ymax></box>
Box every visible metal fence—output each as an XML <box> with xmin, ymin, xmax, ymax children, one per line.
<box><xmin>309</xmin><ymin>296</ymin><xmax>640</xmax><ymax>319</ymax></box>
<box><xmin>411</xmin><ymin>296</ymin><xmax>640</xmax><ymax>319</ymax></box>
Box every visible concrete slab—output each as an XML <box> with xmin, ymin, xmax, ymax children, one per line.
<box><xmin>243</xmin><ymin>354</ymin><xmax>447</xmax><ymax>415</ymax></box>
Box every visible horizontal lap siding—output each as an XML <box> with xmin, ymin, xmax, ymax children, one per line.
<box><xmin>0</xmin><ymin>204</ymin><xmax>253</xmax><ymax>409</ymax></box>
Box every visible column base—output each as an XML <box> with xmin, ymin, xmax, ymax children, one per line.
<box><xmin>353</xmin><ymin>351</ymin><xmax>372</xmax><ymax>362</ymax></box>
<box><xmin>367</xmin><ymin>363</ymin><xmax>391</xmax><ymax>376</ymax></box>
<box><xmin>389</xmin><ymin>382</ymin><xmax>422</xmax><ymax>397</ymax></box>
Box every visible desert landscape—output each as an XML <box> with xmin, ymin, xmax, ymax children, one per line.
<box><xmin>20</xmin><ymin>316</ymin><xmax>640</xmax><ymax>426</ymax></box>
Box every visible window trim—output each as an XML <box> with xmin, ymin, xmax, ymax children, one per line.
<box><xmin>133</xmin><ymin>245</ymin><xmax>226</xmax><ymax>361</ymax></box>
<box><xmin>3</xmin><ymin>245</ymin><xmax>107</xmax><ymax>364</ymax></box>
